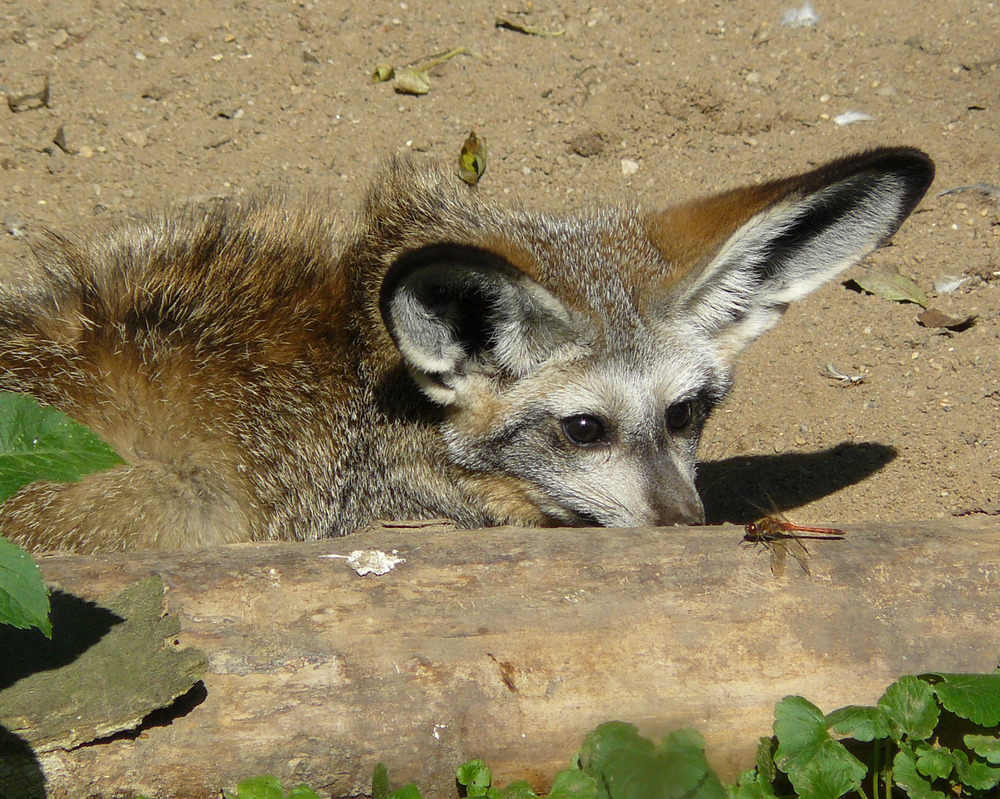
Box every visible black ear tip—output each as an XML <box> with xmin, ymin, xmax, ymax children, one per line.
<box><xmin>789</xmin><ymin>147</ymin><xmax>934</xmax><ymax>215</ymax></box>
<box><xmin>847</xmin><ymin>147</ymin><xmax>935</xmax><ymax>213</ymax></box>
<box><xmin>803</xmin><ymin>146</ymin><xmax>935</xmax><ymax>226</ymax></box>
<box><xmin>877</xmin><ymin>148</ymin><xmax>936</xmax><ymax>226</ymax></box>
<box><xmin>873</xmin><ymin>146</ymin><xmax>935</xmax><ymax>197</ymax></box>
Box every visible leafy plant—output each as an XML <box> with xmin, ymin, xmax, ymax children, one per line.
<box><xmin>735</xmin><ymin>672</ymin><xmax>1000</xmax><ymax>799</ymax></box>
<box><xmin>214</xmin><ymin>670</ymin><xmax>1000</xmax><ymax>799</ymax></box>
<box><xmin>0</xmin><ymin>532</ymin><xmax>51</xmax><ymax>637</ymax></box>
<box><xmin>0</xmin><ymin>391</ymin><xmax>125</xmax><ymax>636</ymax></box>
<box><xmin>222</xmin><ymin>775</ymin><xmax>322</xmax><ymax>799</ymax></box>
<box><xmin>0</xmin><ymin>391</ymin><xmax>124</xmax><ymax>504</ymax></box>
<box><xmin>577</xmin><ymin>722</ymin><xmax>724</xmax><ymax>799</ymax></box>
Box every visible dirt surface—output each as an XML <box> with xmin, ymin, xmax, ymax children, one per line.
<box><xmin>0</xmin><ymin>0</ymin><xmax>997</xmax><ymax>528</ymax></box>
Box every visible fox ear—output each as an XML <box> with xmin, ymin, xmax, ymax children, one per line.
<box><xmin>648</xmin><ymin>147</ymin><xmax>935</xmax><ymax>359</ymax></box>
<box><xmin>380</xmin><ymin>243</ymin><xmax>576</xmax><ymax>405</ymax></box>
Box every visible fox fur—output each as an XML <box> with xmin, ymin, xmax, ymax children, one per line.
<box><xmin>0</xmin><ymin>147</ymin><xmax>934</xmax><ymax>552</ymax></box>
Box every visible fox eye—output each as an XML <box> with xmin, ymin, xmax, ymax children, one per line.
<box><xmin>666</xmin><ymin>401</ymin><xmax>694</xmax><ymax>431</ymax></box>
<box><xmin>561</xmin><ymin>414</ymin><xmax>607</xmax><ymax>446</ymax></box>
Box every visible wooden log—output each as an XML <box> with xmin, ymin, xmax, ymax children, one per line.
<box><xmin>4</xmin><ymin>516</ymin><xmax>1000</xmax><ymax>799</ymax></box>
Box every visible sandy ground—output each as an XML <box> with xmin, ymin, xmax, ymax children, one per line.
<box><xmin>0</xmin><ymin>0</ymin><xmax>997</xmax><ymax>528</ymax></box>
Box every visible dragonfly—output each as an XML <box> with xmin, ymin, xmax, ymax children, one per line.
<box><xmin>743</xmin><ymin>514</ymin><xmax>845</xmax><ymax>577</ymax></box>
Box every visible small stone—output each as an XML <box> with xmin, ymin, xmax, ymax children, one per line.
<box><xmin>122</xmin><ymin>130</ymin><xmax>148</xmax><ymax>148</ymax></box>
<box><xmin>620</xmin><ymin>159</ymin><xmax>640</xmax><ymax>176</ymax></box>
<box><xmin>568</xmin><ymin>131</ymin><xmax>605</xmax><ymax>158</ymax></box>
<box><xmin>141</xmin><ymin>85</ymin><xmax>170</xmax><ymax>101</ymax></box>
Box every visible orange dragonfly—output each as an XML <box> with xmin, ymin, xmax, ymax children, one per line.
<box><xmin>743</xmin><ymin>514</ymin><xmax>845</xmax><ymax>577</ymax></box>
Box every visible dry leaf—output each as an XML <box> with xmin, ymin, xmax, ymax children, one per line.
<box><xmin>495</xmin><ymin>17</ymin><xmax>565</xmax><ymax>36</ymax></box>
<box><xmin>52</xmin><ymin>125</ymin><xmax>75</xmax><ymax>155</ymax></box>
<box><xmin>393</xmin><ymin>68</ymin><xmax>430</xmax><ymax>95</ymax></box>
<box><xmin>7</xmin><ymin>76</ymin><xmax>51</xmax><ymax>113</ymax></box>
<box><xmin>917</xmin><ymin>308</ymin><xmax>976</xmax><ymax>331</ymax></box>
<box><xmin>458</xmin><ymin>130</ymin><xmax>487</xmax><ymax>185</ymax></box>
<box><xmin>414</xmin><ymin>47</ymin><xmax>467</xmax><ymax>73</ymax></box>
<box><xmin>372</xmin><ymin>63</ymin><xmax>395</xmax><ymax>83</ymax></box>
<box><xmin>851</xmin><ymin>267</ymin><xmax>928</xmax><ymax>307</ymax></box>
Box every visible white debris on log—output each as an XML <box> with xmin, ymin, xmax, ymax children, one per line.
<box><xmin>320</xmin><ymin>548</ymin><xmax>405</xmax><ymax>576</ymax></box>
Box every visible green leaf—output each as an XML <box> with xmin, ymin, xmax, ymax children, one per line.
<box><xmin>547</xmin><ymin>768</ymin><xmax>599</xmax><ymax>799</ymax></box>
<box><xmin>286</xmin><ymin>785</ymin><xmax>322</xmax><ymax>799</ymax></box>
<box><xmin>0</xmin><ymin>534</ymin><xmax>51</xmax><ymax>636</ymax></box>
<box><xmin>229</xmin><ymin>775</ymin><xmax>285</xmax><ymax>799</ymax></box>
<box><xmin>728</xmin><ymin>768</ymin><xmax>778</xmax><ymax>799</ymax></box>
<box><xmin>577</xmin><ymin>723</ymin><xmax>725</xmax><ymax>799</ymax></box>
<box><xmin>914</xmin><ymin>745</ymin><xmax>954</xmax><ymax>780</ymax></box>
<box><xmin>491</xmin><ymin>780</ymin><xmax>538</xmax><ymax>798</ymax></box>
<box><xmin>893</xmin><ymin>745</ymin><xmax>946</xmax><ymax>799</ymax></box>
<box><xmin>929</xmin><ymin>673</ymin><xmax>1000</xmax><ymax>726</ymax></box>
<box><xmin>789</xmin><ymin>739</ymin><xmax>867</xmax><ymax>799</ymax></box>
<box><xmin>726</xmin><ymin>783</ymin><xmax>773</xmax><ymax>799</ymax></box>
<box><xmin>773</xmin><ymin>696</ymin><xmax>867</xmax><ymax>799</ymax></box>
<box><xmin>374</xmin><ymin>763</ymin><xmax>391</xmax><ymax>799</ymax></box>
<box><xmin>852</xmin><ymin>268</ymin><xmax>929</xmax><ymax>307</ymax></box>
<box><xmin>577</xmin><ymin>721</ymin><xmax>653</xmax><ymax>774</ymax></box>
<box><xmin>773</xmin><ymin>697</ymin><xmax>830</xmax><ymax>773</ymax></box>
<box><xmin>826</xmin><ymin>705</ymin><xmax>891</xmax><ymax>742</ymax></box>
<box><xmin>965</xmin><ymin>734</ymin><xmax>1000</xmax><ymax>764</ymax></box>
<box><xmin>952</xmin><ymin>749</ymin><xmax>1000</xmax><ymax>791</ymax></box>
<box><xmin>754</xmin><ymin>737</ymin><xmax>777</xmax><ymax>784</ymax></box>
<box><xmin>878</xmin><ymin>676</ymin><xmax>939</xmax><ymax>740</ymax></box>
<box><xmin>457</xmin><ymin>759</ymin><xmax>493</xmax><ymax>795</ymax></box>
<box><xmin>387</xmin><ymin>785</ymin><xmax>424</xmax><ymax>799</ymax></box>
<box><xmin>0</xmin><ymin>392</ymin><xmax>124</xmax><ymax>504</ymax></box>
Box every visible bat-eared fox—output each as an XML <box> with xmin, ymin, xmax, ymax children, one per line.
<box><xmin>0</xmin><ymin>147</ymin><xmax>933</xmax><ymax>552</ymax></box>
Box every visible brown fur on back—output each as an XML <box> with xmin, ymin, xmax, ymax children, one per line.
<box><xmin>0</xmin><ymin>197</ymin><xmax>361</xmax><ymax>550</ymax></box>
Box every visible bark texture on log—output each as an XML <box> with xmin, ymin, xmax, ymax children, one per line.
<box><xmin>4</xmin><ymin>516</ymin><xmax>999</xmax><ymax>799</ymax></box>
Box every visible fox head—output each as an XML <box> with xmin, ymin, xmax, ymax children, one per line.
<box><xmin>375</xmin><ymin>148</ymin><xmax>934</xmax><ymax>529</ymax></box>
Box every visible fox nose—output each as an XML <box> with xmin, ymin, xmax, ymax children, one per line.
<box><xmin>645</xmin><ymin>458</ymin><xmax>705</xmax><ymax>526</ymax></box>
<box><xmin>648</xmin><ymin>471</ymin><xmax>705</xmax><ymax>526</ymax></box>
<box><xmin>654</xmin><ymin>493</ymin><xmax>705</xmax><ymax>526</ymax></box>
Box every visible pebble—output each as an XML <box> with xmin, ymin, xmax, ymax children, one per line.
<box><xmin>568</xmin><ymin>131</ymin><xmax>605</xmax><ymax>158</ymax></box>
<box><xmin>122</xmin><ymin>130</ymin><xmax>148</xmax><ymax>148</ymax></box>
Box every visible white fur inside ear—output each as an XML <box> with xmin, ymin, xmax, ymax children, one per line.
<box><xmin>489</xmin><ymin>279</ymin><xmax>576</xmax><ymax>377</ymax></box>
<box><xmin>390</xmin><ymin>288</ymin><xmax>467</xmax><ymax>376</ymax></box>
<box><xmin>680</xmin><ymin>172</ymin><xmax>909</xmax><ymax>353</ymax></box>
<box><xmin>410</xmin><ymin>369</ymin><xmax>459</xmax><ymax>405</ymax></box>
<box><xmin>383</xmin><ymin>252</ymin><xmax>577</xmax><ymax>406</ymax></box>
<box><xmin>767</xmin><ymin>175</ymin><xmax>907</xmax><ymax>304</ymax></box>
